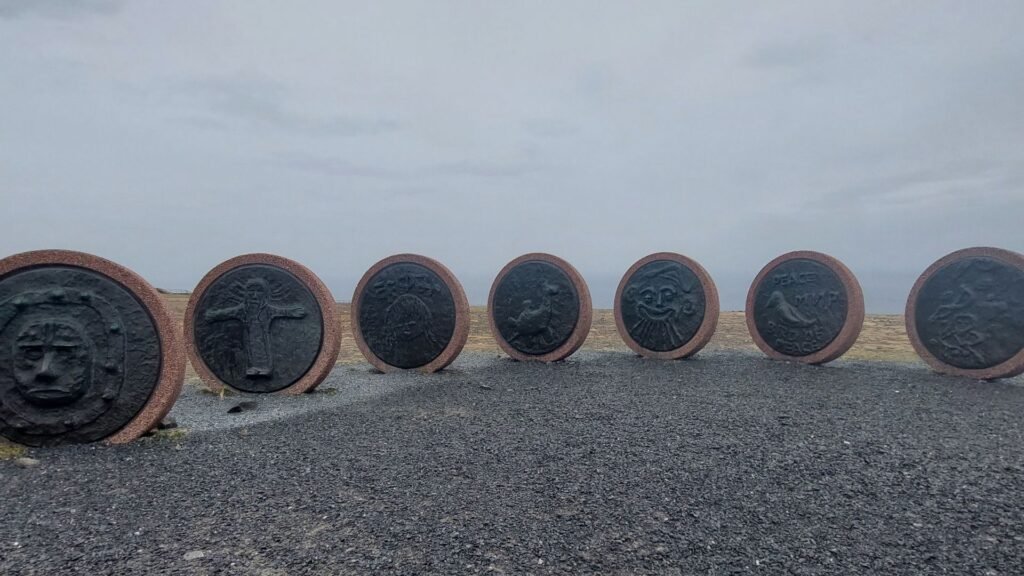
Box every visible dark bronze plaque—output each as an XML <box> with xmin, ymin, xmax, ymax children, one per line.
<box><xmin>492</xmin><ymin>261</ymin><xmax>580</xmax><ymax>356</ymax></box>
<box><xmin>914</xmin><ymin>257</ymin><xmax>1024</xmax><ymax>370</ymax></box>
<box><xmin>620</xmin><ymin>260</ymin><xmax>706</xmax><ymax>352</ymax></box>
<box><xmin>357</xmin><ymin>262</ymin><xmax>456</xmax><ymax>369</ymax></box>
<box><xmin>193</xmin><ymin>264</ymin><xmax>323</xmax><ymax>393</ymax></box>
<box><xmin>0</xmin><ymin>266</ymin><xmax>161</xmax><ymax>446</ymax></box>
<box><xmin>752</xmin><ymin>258</ymin><xmax>848</xmax><ymax>357</ymax></box>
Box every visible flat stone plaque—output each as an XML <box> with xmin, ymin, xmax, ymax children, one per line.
<box><xmin>185</xmin><ymin>254</ymin><xmax>340</xmax><ymax>394</ymax></box>
<box><xmin>907</xmin><ymin>247</ymin><xmax>1024</xmax><ymax>379</ymax></box>
<box><xmin>746</xmin><ymin>251</ymin><xmax>864</xmax><ymax>364</ymax></box>
<box><xmin>0</xmin><ymin>250</ymin><xmax>184</xmax><ymax>446</ymax></box>
<box><xmin>614</xmin><ymin>252</ymin><xmax>719</xmax><ymax>359</ymax></box>
<box><xmin>352</xmin><ymin>254</ymin><xmax>469</xmax><ymax>373</ymax></box>
<box><xmin>488</xmin><ymin>253</ymin><xmax>592</xmax><ymax>362</ymax></box>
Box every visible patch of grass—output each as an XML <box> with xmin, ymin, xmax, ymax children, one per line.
<box><xmin>146</xmin><ymin>428</ymin><xmax>188</xmax><ymax>442</ymax></box>
<box><xmin>0</xmin><ymin>439</ymin><xmax>27</xmax><ymax>460</ymax></box>
<box><xmin>199</xmin><ymin>386</ymin><xmax>237</xmax><ymax>397</ymax></box>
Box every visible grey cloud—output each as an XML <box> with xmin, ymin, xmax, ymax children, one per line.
<box><xmin>0</xmin><ymin>0</ymin><xmax>123</xmax><ymax>19</ymax></box>
<box><xmin>574</xmin><ymin>66</ymin><xmax>616</xmax><ymax>98</ymax></box>
<box><xmin>429</xmin><ymin>159</ymin><xmax>553</xmax><ymax>179</ymax></box>
<box><xmin>177</xmin><ymin>77</ymin><xmax>401</xmax><ymax>138</ymax></box>
<box><xmin>744</xmin><ymin>37</ymin><xmax>833</xmax><ymax>70</ymax></box>
<box><xmin>281</xmin><ymin>155</ymin><xmax>409</xmax><ymax>180</ymax></box>
<box><xmin>282</xmin><ymin>153</ymin><xmax>550</xmax><ymax>181</ymax></box>
<box><xmin>807</xmin><ymin>162</ymin><xmax>1014</xmax><ymax>211</ymax></box>
<box><xmin>522</xmin><ymin>118</ymin><xmax>580</xmax><ymax>139</ymax></box>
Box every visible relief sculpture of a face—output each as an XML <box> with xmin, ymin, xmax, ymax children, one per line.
<box><xmin>0</xmin><ymin>274</ymin><xmax>151</xmax><ymax>446</ymax></box>
<box><xmin>357</xmin><ymin>262</ymin><xmax>457</xmax><ymax>370</ymax></box>
<box><xmin>244</xmin><ymin>278</ymin><xmax>269</xmax><ymax>309</ymax></box>
<box><xmin>384</xmin><ymin>293</ymin><xmax>438</xmax><ymax>349</ymax></box>
<box><xmin>621</xmin><ymin>260</ymin><xmax>705</xmax><ymax>352</ymax></box>
<box><xmin>13</xmin><ymin>317</ymin><xmax>93</xmax><ymax>408</ymax></box>
<box><xmin>634</xmin><ymin>271</ymin><xmax>692</xmax><ymax>322</ymax></box>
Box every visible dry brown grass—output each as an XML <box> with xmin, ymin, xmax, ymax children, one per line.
<box><xmin>163</xmin><ymin>294</ymin><xmax>919</xmax><ymax>381</ymax></box>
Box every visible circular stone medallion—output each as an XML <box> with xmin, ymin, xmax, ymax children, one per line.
<box><xmin>352</xmin><ymin>254</ymin><xmax>469</xmax><ymax>373</ymax></box>
<box><xmin>906</xmin><ymin>247</ymin><xmax>1024</xmax><ymax>379</ymax></box>
<box><xmin>746</xmin><ymin>251</ymin><xmax>864</xmax><ymax>364</ymax></box>
<box><xmin>614</xmin><ymin>253</ymin><xmax>720</xmax><ymax>359</ymax></box>
<box><xmin>185</xmin><ymin>254</ymin><xmax>340</xmax><ymax>394</ymax></box>
<box><xmin>0</xmin><ymin>250</ymin><xmax>184</xmax><ymax>446</ymax></box>
<box><xmin>488</xmin><ymin>253</ymin><xmax>592</xmax><ymax>362</ymax></box>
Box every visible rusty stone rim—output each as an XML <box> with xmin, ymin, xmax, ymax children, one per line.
<box><xmin>745</xmin><ymin>250</ymin><xmax>865</xmax><ymax>365</ymax></box>
<box><xmin>613</xmin><ymin>252</ymin><xmax>720</xmax><ymax>360</ymax></box>
<box><xmin>350</xmin><ymin>254</ymin><xmax>469</xmax><ymax>373</ymax></box>
<box><xmin>905</xmin><ymin>246</ymin><xmax>1024</xmax><ymax>380</ymax></box>
<box><xmin>184</xmin><ymin>254</ymin><xmax>341</xmax><ymax>394</ymax></box>
<box><xmin>487</xmin><ymin>253</ymin><xmax>593</xmax><ymax>362</ymax></box>
<box><xmin>0</xmin><ymin>249</ymin><xmax>185</xmax><ymax>445</ymax></box>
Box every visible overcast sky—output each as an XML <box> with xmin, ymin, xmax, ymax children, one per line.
<box><xmin>2</xmin><ymin>1</ymin><xmax>1022</xmax><ymax>312</ymax></box>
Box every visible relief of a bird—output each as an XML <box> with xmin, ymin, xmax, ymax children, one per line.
<box><xmin>764</xmin><ymin>290</ymin><xmax>817</xmax><ymax>327</ymax></box>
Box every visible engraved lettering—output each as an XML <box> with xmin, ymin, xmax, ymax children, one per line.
<box><xmin>754</xmin><ymin>259</ymin><xmax>849</xmax><ymax>357</ymax></box>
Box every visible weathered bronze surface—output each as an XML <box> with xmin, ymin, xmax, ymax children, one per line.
<box><xmin>914</xmin><ymin>256</ymin><xmax>1024</xmax><ymax>370</ymax></box>
<box><xmin>752</xmin><ymin>258</ymin><xmax>848</xmax><ymax>357</ymax></box>
<box><xmin>492</xmin><ymin>260</ymin><xmax>580</xmax><ymax>356</ymax></box>
<box><xmin>193</xmin><ymin>264</ymin><xmax>323</xmax><ymax>393</ymax></box>
<box><xmin>619</xmin><ymin>260</ymin><xmax>707</xmax><ymax>352</ymax></box>
<box><xmin>0</xmin><ymin>266</ymin><xmax>161</xmax><ymax>446</ymax></box>
<box><xmin>357</xmin><ymin>262</ymin><xmax>456</xmax><ymax>369</ymax></box>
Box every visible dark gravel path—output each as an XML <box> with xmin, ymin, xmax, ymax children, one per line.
<box><xmin>2</xmin><ymin>351</ymin><xmax>1023</xmax><ymax>575</ymax></box>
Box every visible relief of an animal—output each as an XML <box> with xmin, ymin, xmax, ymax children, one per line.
<box><xmin>505</xmin><ymin>280</ymin><xmax>561</xmax><ymax>343</ymax></box>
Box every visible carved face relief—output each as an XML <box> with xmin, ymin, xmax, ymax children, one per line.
<box><xmin>357</xmin><ymin>262</ymin><xmax>456</xmax><ymax>369</ymax></box>
<box><xmin>0</xmin><ymin>266</ymin><xmax>159</xmax><ymax>447</ymax></box>
<box><xmin>638</xmin><ymin>274</ymin><xmax>694</xmax><ymax>321</ymax></box>
<box><xmin>13</xmin><ymin>318</ymin><xmax>93</xmax><ymax>407</ymax></box>
<box><xmin>620</xmin><ymin>260</ymin><xmax>705</xmax><ymax>352</ymax></box>
<box><xmin>244</xmin><ymin>278</ymin><xmax>269</xmax><ymax>309</ymax></box>
<box><xmin>385</xmin><ymin>294</ymin><xmax>433</xmax><ymax>345</ymax></box>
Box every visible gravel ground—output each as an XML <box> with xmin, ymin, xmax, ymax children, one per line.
<box><xmin>2</xmin><ymin>351</ymin><xmax>1023</xmax><ymax>575</ymax></box>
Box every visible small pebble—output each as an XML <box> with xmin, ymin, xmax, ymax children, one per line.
<box><xmin>157</xmin><ymin>416</ymin><xmax>178</xmax><ymax>430</ymax></box>
<box><xmin>14</xmin><ymin>457</ymin><xmax>39</xmax><ymax>469</ymax></box>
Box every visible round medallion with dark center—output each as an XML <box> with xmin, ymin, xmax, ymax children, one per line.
<box><xmin>0</xmin><ymin>251</ymin><xmax>182</xmax><ymax>446</ymax></box>
<box><xmin>353</xmin><ymin>255</ymin><xmax>468</xmax><ymax>372</ymax></box>
<box><xmin>190</xmin><ymin>261</ymin><xmax>326</xmax><ymax>394</ymax></box>
<box><xmin>489</xmin><ymin>254</ymin><xmax>592</xmax><ymax>361</ymax></box>
<box><xmin>746</xmin><ymin>251</ymin><xmax>864</xmax><ymax>364</ymax></box>
<box><xmin>615</xmin><ymin>253</ymin><xmax>719</xmax><ymax>358</ymax></box>
<box><xmin>907</xmin><ymin>247</ymin><xmax>1024</xmax><ymax>378</ymax></box>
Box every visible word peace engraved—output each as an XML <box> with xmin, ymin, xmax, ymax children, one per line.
<box><xmin>752</xmin><ymin>259</ymin><xmax>848</xmax><ymax>357</ymax></box>
<box><xmin>357</xmin><ymin>262</ymin><xmax>456</xmax><ymax>369</ymax></box>
<box><xmin>915</xmin><ymin>257</ymin><xmax>1024</xmax><ymax>370</ymax></box>
<box><xmin>492</xmin><ymin>261</ymin><xmax>580</xmax><ymax>356</ymax></box>
<box><xmin>0</xmin><ymin>266</ymin><xmax>161</xmax><ymax>446</ymax></box>
<box><xmin>194</xmin><ymin>265</ymin><xmax>322</xmax><ymax>393</ymax></box>
<box><xmin>620</xmin><ymin>260</ymin><xmax>706</xmax><ymax>352</ymax></box>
